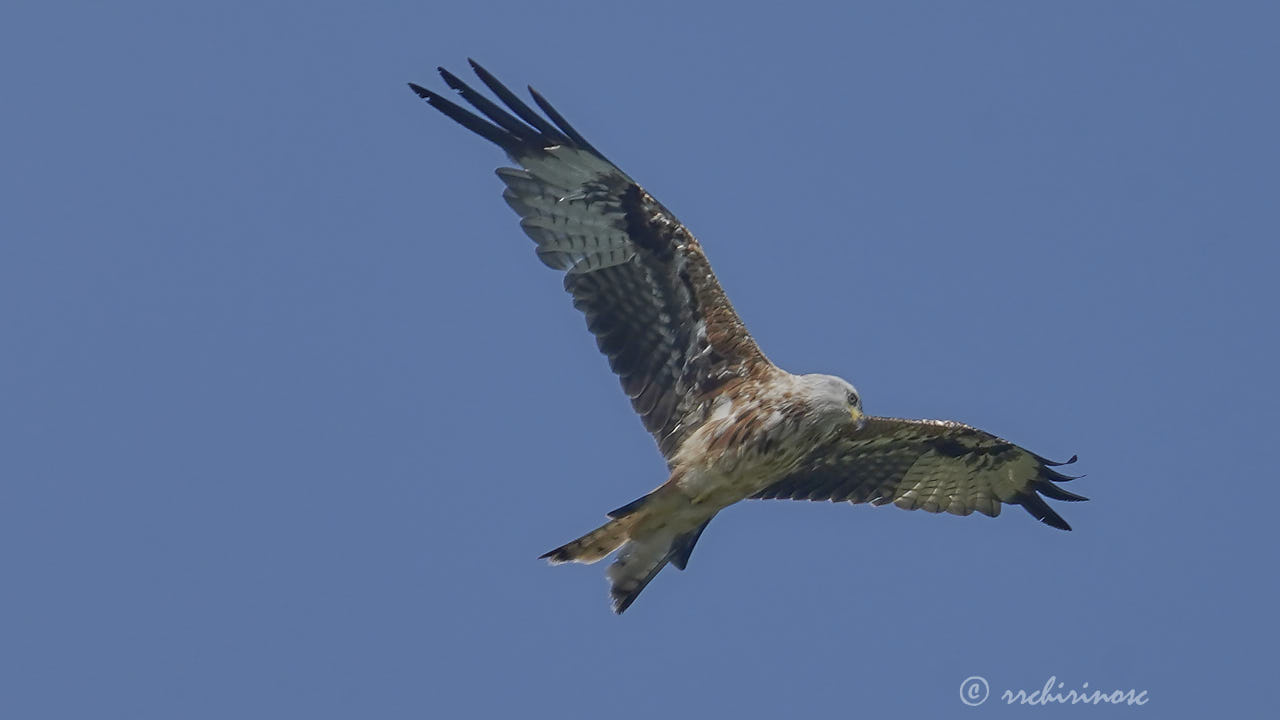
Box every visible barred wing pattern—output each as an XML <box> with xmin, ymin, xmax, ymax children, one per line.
<box><xmin>751</xmin><ymin>416</ymin><xmax>1086</xmax><ymax>529</ymax></box>
<box><xmin>410</xmin><ymin>61</ymin><xmax>772</xmax><ymax>459</ymax></box>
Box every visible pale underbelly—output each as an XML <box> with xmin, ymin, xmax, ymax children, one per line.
<box><xmin>675</xmin><ymin>462</ymin><xmax>789</xmax><ymax>510</ymax></box>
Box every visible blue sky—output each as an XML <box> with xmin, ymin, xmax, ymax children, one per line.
<box><xmin>3</xmin><ymin>1</ymin><xmax>1277</xmax><ymax>717</ymax></box>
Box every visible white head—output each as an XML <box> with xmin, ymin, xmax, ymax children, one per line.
<box><xmin>796</xmin><ymin>373</ymin><xmax>865</xmax><ymax>432</ymax></box>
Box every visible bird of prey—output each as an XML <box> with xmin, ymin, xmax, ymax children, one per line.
<box><xmin>409</xmin><ymin>61</ymin><xmax>1086</xmax><ymax>614</ymax></box>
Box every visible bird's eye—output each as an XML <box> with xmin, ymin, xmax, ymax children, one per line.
<box><xmin>847</xmin><ymin>392</ymin><xmax>860</xmax><ymax>407</ymax></box>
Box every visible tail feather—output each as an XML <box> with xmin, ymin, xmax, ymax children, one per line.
<box><xmin>607</xmin><ymin>488</ymin><xmax>661</xmax><ymax>519</ymax></box>
<box><xmin>669</xmin><ymin>517</ymin><xmax>713</xmax><ymax>571</ymax></box>
<box><xmin>607</xmin><ymin>537</ymin><xmax>675</xmax><ymax>614</ymax></box>
<box><xmin>540</xmin><ymin>515</ymin><xmax>635</xmax><ymax>565</ymax></box>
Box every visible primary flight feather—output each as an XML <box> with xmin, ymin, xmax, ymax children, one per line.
<box><xmin>409</xmin><ymin>60</ymin><xmax>1085</xmax><ymax>614</ymax></box>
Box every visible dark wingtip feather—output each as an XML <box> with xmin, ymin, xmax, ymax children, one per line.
<box><xmin>436</xmin><ymin>66</ymin><xmax>539</xmax><ymax>143</ymax></box>
<box><xmin>1035</xmin><ymin>479</ymin><xmax>1090</xmax><ymax>503</ymax></box>
<box><xmin>436</xmin><ymin>65</ymin><xmax>462</xmax><ymax>87</ymax></box>
<box><xmin>414</xmin><ymin>62</ymin><xmax>610</xmax><ymax>164</ymax></box>
<box><xmin>1043</xmin><ymin>466</ymin><xmax>1084</xmax><ymax>483</ymax></box>
<box><xmin>527</xmin><ymin>85</ymin><xmax>608</xmax><ymax>161</ymax></box>
<box><xmin>1017</xmin><ymin>492</ymin><xmax>1073</xmax><ymax>531</ymax></box>
<box><xmin>467</xmin><ymin>59</ymin><xmax>574</xmax><ymax>145</ymax></box>
<box><xmin>1040</xmin><ymin>453</ymin><xmax>1079</xmax><ymax>467</ymax></box>
<box><xmin>409</xmin><ymin>76</ymin><xmax>519</xmax><ymax>153</ymax></box>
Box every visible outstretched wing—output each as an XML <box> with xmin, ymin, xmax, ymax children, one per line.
<box><xmin>410</xmin><ymin>61</ymin><xmax>772</xmax><ymax>458</ymax></box>
<box><xmin>751</xmin><ymin>416</ymin><xmax>1086</xmax><ymax>530</ymax></box>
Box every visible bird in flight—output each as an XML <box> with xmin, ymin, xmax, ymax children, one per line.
<box><xmin>409</xmin><ymin>60</ymin><xmax>1086</xmax><ymax>614</ymax></box>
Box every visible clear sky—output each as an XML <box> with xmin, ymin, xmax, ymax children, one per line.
<box><xmin>3</xmin><ymin>1</ymin><xmax>1277</xmax><ymax>717</ymax></box>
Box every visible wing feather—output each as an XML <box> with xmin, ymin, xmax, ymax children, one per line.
<box><xmin>411</xmin><ymin>61</ymin><xmax>772</xmax><ymax>458</ymax></box>
<box><xmin>751</xmin><ymin>416</ymin><xmax>1085</xmax><ymax>530</ymax></box>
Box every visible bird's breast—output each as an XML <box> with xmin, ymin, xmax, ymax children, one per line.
<box><xmin>671</xmin><ymin>392</ymin><xmax>821</xmax><ymax>507</ymax></box>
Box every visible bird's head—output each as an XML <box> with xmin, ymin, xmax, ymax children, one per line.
<box><xmin>798</xmin><ymin>373</ymin><xmax>865</xmax><ymax>432</ymax></box>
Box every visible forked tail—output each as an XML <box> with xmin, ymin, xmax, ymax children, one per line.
<box><xmin>540</xmin><ymin>508</ymin><xmax>668</xmax><ymax>613</ymax></box>
<box><xmin>541</xmin><ymin>488</ymin><xmax>714</xmax><ymax>614</ymax></box>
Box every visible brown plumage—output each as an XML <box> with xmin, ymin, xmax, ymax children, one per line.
<box><xmin>751</xmin><ymin>417</ymin><xmax>1085</xmax><ymax>530</ymax></box>
<box><xmin>409</xmin><ymin>60</ymin><xmax>1087</xmax><ymax>614</ymax></box>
